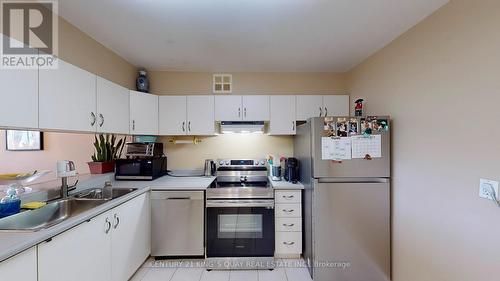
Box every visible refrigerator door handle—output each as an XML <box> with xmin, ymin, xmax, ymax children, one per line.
<box><xmin>317</xmin><ymin>177</ymin><xmax>389</xmax><ymax>183</ymax></box>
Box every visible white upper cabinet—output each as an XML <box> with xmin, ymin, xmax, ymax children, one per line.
<box><xmin>215</xmin><ymin>95</ymin><xmax>270</xmax><ymax>121</ymax></box>
<box><xmin>215</xmin><ymin>95</ymin><xmax>242</xmax><ymax>121</ymax></box>
<box><xmin>130</xmin><ymin>90</ymin><xmax>159</xmax><ymax>135</ymax></box>
<box><xmin>159</xmin><ymin>96</ymin><xmax>188</xmax><ymax>135</ymax></box>
<box><xmin>323</xmin><ymin>95</ymin><xmax>350</xmax><ymax>116</ymax></box>
<box><xmin>96</xmin><ymin>77</ymin><xmax>130</xmax><ymax>134</ymax></box>
<box><xmin>0</xmin><ymin>68</ymin><xmax>38</xmax><ymax>129</ymax></box>
<box><xmin>39</xmin><ymin>59</ymin><xmax>97</xmax><ymax>132</ymax></box>
<box><xmin>187</xmin><ymin>96</ymin><xmax>215</xmax><ymax>135</ymax></box>
<box><xmin>296</xmin><ymin>95</ymin><xmax>324</xmax><ymax>120</ymax></box>
<box><xmin>242</xmin><ymin>95</ymin><xmax>269</xmax><ymax>121</ymax></box>
<box><xmin>270</xmin><ymin>95</ymin><xmax>296</xmax><ymax>135</ymax></box>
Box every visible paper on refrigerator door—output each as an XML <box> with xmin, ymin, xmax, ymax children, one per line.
<box><xmin>351</xmin><ymin>135</ymin><xmax>382</xmax><ymax>158</ymax></box>
<box><xmin>321</xmin><ymin>137</ymin><xmax>352</xmax><ymax>160</ymax></box>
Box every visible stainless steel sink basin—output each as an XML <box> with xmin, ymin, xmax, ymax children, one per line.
<box><xmin>73</xmin><ymin>188</ymin><xmax>138</xmax><ymax>200</ymax></box>
<box><xmin>0</xmin><ymin>198</ymin><xmax>107</xmax><ymax>232</ymax></box>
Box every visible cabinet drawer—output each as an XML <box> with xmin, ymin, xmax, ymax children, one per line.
<box><xmin>275</xmin><ymin>203</ymin><xmax>302</xmax><ymax>218</ymax></box>
<box><xmin>275</xmin><ymin>190</ymin><xmax>301</xmax><ymax>204</ymax></box>
<box><xmin>275</xmin><ymin>232</ymin><xmax>302</xmax><ymax>255</ymax></box>
<box><xmin>276</xmin><ymin>218</ymin><xmax>302</xmax><ymax>232</ymax></box>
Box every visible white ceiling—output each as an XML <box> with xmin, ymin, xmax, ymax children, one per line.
<box><xmin>58</xmin><ymin>0</ymin><xmax>448</xmax><ymax>72</ymax></box>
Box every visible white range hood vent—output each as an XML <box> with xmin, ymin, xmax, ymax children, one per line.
<box><xmin>220</xmin><ymin>121</ymin><xmax>265</xmax><ymax>134</ymax></box>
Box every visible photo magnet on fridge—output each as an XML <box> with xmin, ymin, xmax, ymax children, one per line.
<box><xmin>336</xmin><ymin>118</ymin><xmax>348</xmax><ymax>137</ymax></box>
<box><xmin>348</xmin><ymin>118</ymin><xmax>359</xmax><ymax>135</ymax></box>
<box><xmin>323</xmin><ymin>117</ymin><xmax>336</xmax><ymax>137</ymax></box>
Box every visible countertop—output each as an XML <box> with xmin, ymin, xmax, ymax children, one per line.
<box><xmin>268</xmin><ymin>177</ymin><xmax>304</xmax><ymax>189</ymax></box>
<box><xmin>0</xmin><ymin>174</ymin><xmax>216</xmax><ymax>263</ymax></box>
<box><xmin>111</xmin><ymin>175</ymin><xmax>216</xmax><ymax>190</ymax></box>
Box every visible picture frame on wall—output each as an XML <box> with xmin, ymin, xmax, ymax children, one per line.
<box><xmin>5</xmin><ymin>130</ymin><xmax>44</xmax><ymax>151</ymax></box>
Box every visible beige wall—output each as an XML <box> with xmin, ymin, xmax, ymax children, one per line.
<box><xmin>151</xmin><ymin>71</ymin><xmax>347</xmax><ymax>169</ymax></box>
<box><xmin>150</xmin><ymin>71</ymin><xmax>348</xmax><ymax>95</ymax></box>
<box><xmin>58</xmin><ymin>17</ymin><xmax>137</xmax><ymax>89</ymax></box>
<box><xmin>0</xmin><ymin>130</ymin><xmax>94</xmax><ymax>177</ymax></box>
<box><xmin>160</xmin><ymin>134</ymin><xmax>293</xmax><ymax>170</ymax></box>
<box><xmin>348</xmin><ymin>1</ymin><xmax>500</xmax><ymax>280</ymax></box>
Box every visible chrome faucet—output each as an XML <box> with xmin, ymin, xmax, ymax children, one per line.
<box><xmin>57</xmin><ymin>160</ymin><xmax>78</xmax><ymax>198</ymax></box>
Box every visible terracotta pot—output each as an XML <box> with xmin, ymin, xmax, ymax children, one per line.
<box><xmin>88</xmin><ymin>161</ymin><xmax>115</xmax><ymax>174</ymax></box>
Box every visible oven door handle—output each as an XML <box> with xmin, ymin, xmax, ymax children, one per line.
<box><xmin>206</xmin><ymin>200</ymin><xmax>274</xmax><ymax>208</ymax></box>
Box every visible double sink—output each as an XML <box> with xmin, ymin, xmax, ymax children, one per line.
<box><xmin>0</xmin><ymin>187</ymin><xmax>137</xmax><ymax>232</ymax></box>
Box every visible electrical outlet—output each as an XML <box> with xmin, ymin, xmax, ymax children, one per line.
<box><xmin>479</xmin><ymin>178</ymin><xmax>499</xmax><ymax>200</ymax></box>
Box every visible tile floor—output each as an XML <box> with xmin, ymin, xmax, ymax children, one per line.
<box><xmin>129</xmin><ymin>258</ymin><xmax>313</xmax><ymax>281</ymax></box>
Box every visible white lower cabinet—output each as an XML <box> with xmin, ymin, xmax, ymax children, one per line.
<box><xmin>38</xmin><ymin>210</ymin><xmax>112</xmax><ymax>281</ymax></box>
<box><xmin>275</xmin><ymin>190</ymin><xmax>302</xmax><ymax>258</ymax></box>
<box><xmin>111</xmin><ymin>192</ymin><xmax>151</xmax><ymax>281</ymax></box>
<box><xmin>0</xmin><ymin>247</ymin><xmax>37</xmax><ymax>281</ymax></box>
<box><xmin>38</xmin><ymin>193</ymin><xmax>150</xmax><ymax>281</ymax></box>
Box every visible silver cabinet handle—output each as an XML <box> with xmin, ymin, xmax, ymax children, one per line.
<box><xmin>238</xmin><ymin>107</ymin><xmax>241</xmax><ymax>118</ymax></box>
<box><xmin>283</xmin><ymin>223</ymin><xmax>295</xmax><ymax>227</ymax></box>
<box><xmin>292</xmin><ymin>122</ymin><xmax>295</xmax><ymax>131</ymax></box>
<box><xmin>113</xmin><ymin>214</ymin><xmax>120</xmax><ymax>229</ymax></box>
<box><xmin>324</xmin><ymin>107</ymin><xmax>328</xmax><ymax>116</ymax></box>
<box><xmin>90</xmin><ymin>112</ymin><xmax>96</xmax><ymax>126</ymax></box>
<box><xmin>319</xmin><ymin>107</ymin><xmax>323</xmax><ymax>117</ymax></box>
<box><xmin>282</xmin><ymin>195</ymin><xmax>295</xmax><ymax>199</ymax></box>
<box><xmin>282</xmin><ymin>209</ymin><xmax>295</xmax><ymax>213</ymax></box>
<box><xmin>182</xmin><ymin>121</ymin><xmax>185</xmax><ymax>132</ymax></box>
<box><xmin>98</xmin><ymin>113</ymin><xmax>104</xmax><ymax>127</ymax></box>
<box><xmin>244</xmin><ymin>107</ymin><xmax>247</xmax><ymax>118</ymax></box>
<box><xmin>104</xmin><ymin>218</ymin><xmax>112</xmax><ymax>234</ymax></box>
<box><xmin>188</xmin><ymin>121</ymin><xmax>191</xmax><ymax>132</ymax></box>
<box><xmin>132</xmin><ymin>120</ymin><xmax>135</xmax><ymax>131</ymax></box>
<box><xmin>283</xmin><ymin>241</ymin><xmax>295</xmax><ymax>245</ymax></box>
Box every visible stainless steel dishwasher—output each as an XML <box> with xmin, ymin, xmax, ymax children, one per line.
<box><xmin>151</xmin><ymin>191</ymin><xmax>204</xmax><ymax>257</ymax></box>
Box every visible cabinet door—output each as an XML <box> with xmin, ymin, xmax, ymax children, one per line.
<box><xmin>296</xmin><ymin>95</ymin><xmax>323</xmax><ymax>120</ymax></box>
<box><xmin>39</xmin><ymin>59</ymin><xmax>97</xmax><ymax>132</ymax></box>
<box><xmin>269</xmin><ymin>95</ymin><xmax>296</xmax><ymax>135</ymax></box>
<box><xmin>242</xmin><ymin>95</ymin><xmax>269</xmax><ymax>121</ymax></box>
<box><xmin>187</xmin><ymin>96</ymin><xmax>215</xmax><ymax>135</ymax></box>
<box><xmin>0</xmin><ymin>68</ymin><xmax>38</xmax><ymax>129</ymax></box>
<box><xmin>130</xmin><ymin>90</ymin><xmax>159</xmax><ymax>135</ymax></box>
<box><xmin>38</xmin><ymin>211</ymin><xmax>112</xmax><ymax>281</ymax></box>
<box><xmin>0</xmin><ymin>247</ymin><xmax>37</xmax><ymax>281</ymax></box>
<box><xmin>214</xmin><ymin>95</ymin><xmax>242</xmax><ymax>121</ymax></box>
<box><xmin>159</xmin><ymin>96</ymin><xmax>187</xmax><ymax>135</ymax></box>
<box><xmin>97</xmin><ymin>77</ymin><xmax>130</xmax><ymax>134</ymax></box>
<box><xmin>322</xmin><ymin>95</ymin><xmax>350</xmax><ymax>116</ymax></box>
<box><xmin>111</xmin><ymin>193</ymin><xmax>151</xmax><ymax>281</ymax></box>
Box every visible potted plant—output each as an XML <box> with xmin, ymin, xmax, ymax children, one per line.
<box><xmin>88</xmin><ymin>134</ymin><xmax>125</xmax><ymax>174</ymax></box>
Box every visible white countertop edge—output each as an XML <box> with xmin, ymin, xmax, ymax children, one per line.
<box><xmin>268</xmin><ymin>176</ymin><xmax>304</xmax><ymax>189</ymax></box>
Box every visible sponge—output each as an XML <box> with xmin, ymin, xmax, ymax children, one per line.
<box><xmin>21</xmin><ymin>201</ymin><xmax>47</xmax><ymax>209</ymax></box>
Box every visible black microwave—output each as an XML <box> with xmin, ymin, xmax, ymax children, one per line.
<box><xmin>115</xmin><ymin>157</ymin><xmax>167</xmax><ymax>181</ymax></box>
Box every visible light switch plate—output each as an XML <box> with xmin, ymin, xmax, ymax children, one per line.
<box><xmin>479</xmin><ymin>178</ymin><xmax>499</xmax><ymax>200</ymax></box>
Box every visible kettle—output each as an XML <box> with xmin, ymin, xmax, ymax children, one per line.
<box><xmin>204</xmin><ymin>159</ymin><xmax>216</xmax><ymax>177</ymax></box>
<box><xmin>56</xmin><ymin>160</ymin><xmax>77</xmax><ymax>178</ymax></box>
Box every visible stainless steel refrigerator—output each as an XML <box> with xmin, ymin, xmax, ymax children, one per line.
<box><xmin>294</xmin><ymin>116</ymin><xmax>391</xmax><ymax>281</ymax></box>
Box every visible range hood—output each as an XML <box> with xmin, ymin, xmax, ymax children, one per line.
<box><xmin>220</xmin><ymin>121</ymin><xmax>265</xmax><ymax>134</ymax></box>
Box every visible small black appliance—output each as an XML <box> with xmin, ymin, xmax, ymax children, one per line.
<box><xmin>284</xmin><ymin>157</ymin><xmax>299</xmax><ymax>183</ymax></box>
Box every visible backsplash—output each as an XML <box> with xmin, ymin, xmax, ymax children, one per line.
<box><xmin>159</xmin><ymin>134</ymin><xmax>293</xmax><ymax>170</ymax></box>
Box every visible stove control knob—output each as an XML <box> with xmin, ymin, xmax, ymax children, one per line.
<box><xmin>225</xmin><ymin>161</ymin><xmax>230</xmax><ymax>165</ymax></box>
<box><xmin>260</xmin><ymin>160</ymin><xmax>266</xmax><ymax>165</ymax></box>
<box><xmin>219</xmin><ymin>161</ymin><xmax>224</xmax><ymax>166</ymax></box>
<box><xmin>254</xmin><ymin>160</ymin><xmax>259</xmax><ymax>165</ymax></box>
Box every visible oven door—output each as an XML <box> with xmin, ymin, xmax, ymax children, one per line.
<box><xmin>206</xmin><ymin>200</ymin><xmax>275</xmax><ymax>257</ymax></box>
